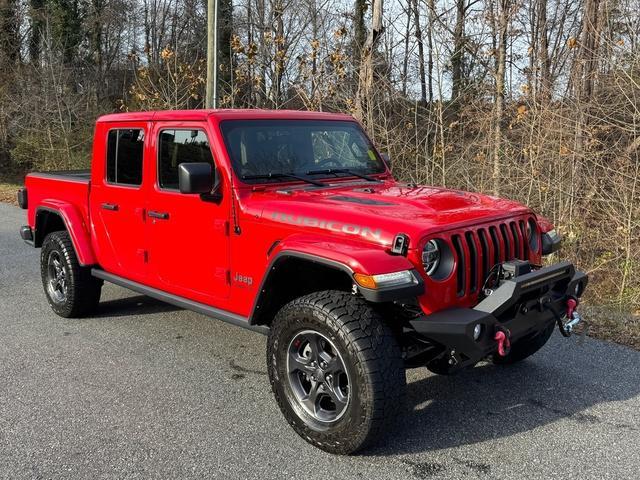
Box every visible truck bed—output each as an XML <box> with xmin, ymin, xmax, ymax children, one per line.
<box><xmin>29</xmin><ymin>169</ymin><xmax>91</xmax><ymax>182</ymax></box>
<box><xmin>24</xmin><ymin>171</ymin><xmax>92</xmax><ymax>239</ymax></box>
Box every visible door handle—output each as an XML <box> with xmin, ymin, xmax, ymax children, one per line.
<box><xmin>101</xmin><ymin>202</ymin><xmax>119</xmax><ymax>211</ymax></box>
<box><xmin>148</xmin><ymin>210</ymin><xmax>169</xmax><ymax>220</ymax></box>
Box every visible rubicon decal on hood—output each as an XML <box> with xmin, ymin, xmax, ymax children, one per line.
<box><xmin>270</xmin><ymin>212</ymin><xmax>383</xmax><ymax>240</ymax></box>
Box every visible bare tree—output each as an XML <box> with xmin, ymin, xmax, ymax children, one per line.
<box><xmin>355</xmin><ymin>0</ymin><xmax>384</xmax><ymax>122</ymax></box>
<box><xmin>492</xmin><ymin>0</ymin><xmax>512</xmax><ymax>195</ymax></box>
<box><xmin>413</xmin><ymin>0</ymin><xmax>427</xmax><ymax>104</ymax></box>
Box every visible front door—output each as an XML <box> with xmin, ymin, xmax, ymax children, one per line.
<box><xmin>90</xmin><ymin>123</ymin><xmax>149</xmax><ymax>283</ymax></box>
<box><xmin>145</xmin><ymin>121</ymin><xmax>230</xmax><ymax>303</ymax></box>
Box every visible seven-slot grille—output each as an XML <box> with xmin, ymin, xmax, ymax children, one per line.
<box><xmin>449</xmin><ymin>218</ymin><xmax>533</xmax><ymax>298</ymax></box>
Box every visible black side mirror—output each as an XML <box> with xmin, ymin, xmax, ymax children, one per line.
<box><xmin>179</xmin><ymin>162</ymin><xmax>218</xmax><ymax>195</ymax></box>
<box><xmin>381</xmin><ymin>153</ymin><xmax>391</xmax><ymax>169</ymax></box>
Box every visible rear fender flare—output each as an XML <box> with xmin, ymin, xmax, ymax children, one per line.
<box><xmin>35</xmin><ymin>202</ymin><xmax>97</xmax><ymax>265</ymax></box>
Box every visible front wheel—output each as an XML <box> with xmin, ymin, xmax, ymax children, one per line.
<box><xmin>40</xmin><ymin>231</ymin><xmax>102</xmax><ymax>318</ymax></box>
<box><xmin>267</xmin><ymin>291</ymin><xmax>406</xmax><ymax>454</ymax></box>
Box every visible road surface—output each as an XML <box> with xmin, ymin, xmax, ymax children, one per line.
<box><xmin>1</xmin><ymin>203</ymin><xmax>638</xmax><ymax>479</ymax></box>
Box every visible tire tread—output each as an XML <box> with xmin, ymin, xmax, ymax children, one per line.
<box><xmin>41</xmin><ymin>230</ymin><xmax>101</xmax><ymax>318</ymax></box>
<box><xmin>267</xmin><ymin>290</ymin><xmax>405</xmax><ymax>454</ymax></box>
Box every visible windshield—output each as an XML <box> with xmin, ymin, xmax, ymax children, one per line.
<box><xmin>220</xmin><ymin>120</ymin><xmax>387</xmax><ymax>183</ymax></box>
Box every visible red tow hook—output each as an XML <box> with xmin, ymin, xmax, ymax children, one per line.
<box><xmin>494</xmin><ymin>328</ymin><xmax>511</xmax><ymax>357</ymax></box>
<box><xmin>566</xmin><ymin>297</ymin><xmax>578</xmax><ymax>319</ymax></box>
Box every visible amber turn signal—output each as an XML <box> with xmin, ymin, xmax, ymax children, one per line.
<box><xmin>353</xmin><ymin>273</ymin><xmax>377</xmax><ymax>289</ymax></box>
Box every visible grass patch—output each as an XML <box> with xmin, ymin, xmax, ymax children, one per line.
<box><xmin>582</xmin><ymin>305</ymin><xmax>640</xmax><ymax>350</ymax></box>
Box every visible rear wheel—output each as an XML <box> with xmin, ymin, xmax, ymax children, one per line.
<box><xmin>267</xmin><ymin>291</ymin><xmax>405</xmax><ymax>454</ymax></box>
<box><xmin>40</xmin><ymin>231</ymin><xmax>102</xmax><ymax>318</ymax></box>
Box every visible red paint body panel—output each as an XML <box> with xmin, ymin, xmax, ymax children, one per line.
<box><xmin>24</xmin><ymin>109</ymin><xmax>548</xmax><ymax>320</ymax></box>
<box><xmin>25</xmin><ymin>174</ymin><xmax>97</xmax><ymax>265</ymax></box>
<box><xmin>537</xmin><ymin>216</ymin><xmax>555</xmax><ymax>234</ymax></box>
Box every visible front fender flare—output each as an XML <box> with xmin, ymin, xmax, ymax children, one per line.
<box><xmin>267</xmin><ymin>234</ymin><xmax>418</xmax><ymax>276</ymax></box>
<box><xmin>249</xmin><ymin>234</ymin><xmax>423</xmax><ymax>324</ymax></box>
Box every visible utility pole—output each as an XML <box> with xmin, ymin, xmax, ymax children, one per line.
<box><xmin>206</xmin><ymin>0</ymin><xmax>219</xmax><ymax>108</ymax></box>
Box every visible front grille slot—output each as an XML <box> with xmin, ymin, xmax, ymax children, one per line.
<box><xmin>500</xmin><ymin>224</ymin><xmax>512</xmax><ymax>259</ymax></box>
<box><xmin>478</xmin><ymin>228</ymin><xmax>490</xmax><ymax>288</ymax></box>
<box><xmin>452</xmin><ymin>234</ymin><xmax>465</xmax><ymax>297</ymax></box>
<box><xmin>489</xmin><ymin>226</ymin><xmax>501</xmax><ymax>263</ymax></box>
<box><xmin>519</xmin><ymin>220</ymin><xmax>529</xmax><ymax>258</ymax></box>
<box><xmin>465</xmin><ymin>232</ymin><xmax>478</xmax><ymax>293</ymax></box>
<box><xmin>510</xmin><ymin>222</ymin><xmax>521</xmax><ymax>259</ymax></box>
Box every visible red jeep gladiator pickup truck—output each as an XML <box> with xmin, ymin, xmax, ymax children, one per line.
<box><xmin>19</xmin><ymin>109</ymin><xmax>587</xmax><ymax>454</ymax></box>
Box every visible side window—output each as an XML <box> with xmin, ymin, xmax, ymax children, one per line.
<box><xmin>158</xmin><ymin>129</ymin><xmax>214</xmax><ymax>190</ymax></box>
<box><xmin>106</xmin><ymin>129</ymin><xmax>145</xmax><ymax>186</ymax></box>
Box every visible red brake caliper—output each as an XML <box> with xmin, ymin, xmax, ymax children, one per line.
<box><xmin>494</xmin><ymin>328</ymin><xmax>511</xmax><ymax>357</ymax></box>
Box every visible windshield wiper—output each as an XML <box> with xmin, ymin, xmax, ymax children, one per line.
<box><xmin>305</xmin><ymin>168</ymin><xmax>380</xmax><ymax>182</ymax></box>
<box><xmin>241</xmin><ymin>172</ymin><xmax>327</xmax><ymax>187</ymax></box>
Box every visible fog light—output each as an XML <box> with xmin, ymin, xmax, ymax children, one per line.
<box><xmin>574</xmin><ymin>281</ymin><xmax>584</xmax><ymax>297</ymax></box>
<box><xmin>473</xmin><ymin>324</ymin><xmax>482</xmax><ymax>341</ymax></box>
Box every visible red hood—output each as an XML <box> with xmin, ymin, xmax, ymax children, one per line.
<box><xmin>240</xmin><ymin>179</ymin><xmax>532</xmax><ymax>248</ymax></box>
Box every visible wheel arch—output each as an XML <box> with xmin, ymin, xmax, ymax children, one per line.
<box><xmin>250</xmin><ymin>252</ymin><xmax>355</xmax><ymax>326</ymax></box>
<box><xmin>35</xmin><ymin>205</ymin><xmax>97</xmax><ymax>265</ymax></box>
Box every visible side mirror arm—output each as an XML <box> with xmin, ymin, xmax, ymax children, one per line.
<box><xmin>199</xmin><ymin>168</ymin><xmax>222</xmax><ymax>203</ymax></box>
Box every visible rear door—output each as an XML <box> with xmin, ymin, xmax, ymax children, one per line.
<box><xmin>90</xmin><ymin>123</ymin><xmax>149</xmax><ymax>283</ymax></box>
<box><xmin>145</xmin><ymin>121</ymin><xmax>230</xmax><ymax>302</ymax></box>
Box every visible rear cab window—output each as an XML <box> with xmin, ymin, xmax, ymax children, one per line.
<box><xmin>106</xmin><ymin>129</ymin><xmax>145</xmax><ymax>186</ymax></box>
<box><xmin>157</xmin><ymin>129</ymin><xmax>214</xmax><ymax>190</ymax></box>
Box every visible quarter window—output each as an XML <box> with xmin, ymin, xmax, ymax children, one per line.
<box><xmin>158</xmin><ymin>129</ymin><xmax>214</xmax><ymax>190</ymax></box>
<box><xmin>106</xmin><ymin>129</ymin><xmax>145</xmax><ymax>186</ymax></box>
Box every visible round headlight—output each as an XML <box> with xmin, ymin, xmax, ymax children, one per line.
<box><xmin>422</xmin><ymin>239</ymin><xmax>454</xmax><ymax>280</ymax></box>
<box><xmin>422</xmin><ymin>240</ymin><xmax>440</xmax><ymax>275</ymax></box>
<box><xmin>527</xmin><ymin>218</ymin><xmax>539</xmax><ymax>253</ymax></box>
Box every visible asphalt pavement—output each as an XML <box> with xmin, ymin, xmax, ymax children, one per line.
<box><xmin>1</xmin><ymin>202</ymin><xmax>639</xmax><ymax>479</ymax></box>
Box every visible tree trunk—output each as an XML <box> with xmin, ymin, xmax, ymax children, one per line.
<box><xmin>29</xmin><ymin>0</ymin><xmax>45</xmax><ymax>64</ymax></box>
<box><xmin>355</xmin><ymin>0</ymin><xmax>384</xmax><ymax>123</ymax></box>
<box><xmin>427</xmin><ymin>0</ymin><xmax>435</xmax><ymax>104</ymax></box>
<box><xmin>353</xmin><ymin>0</ymin><xmax>367</xmax><ymax>66</ymax></box>
<box><xmin>310</xmin><ymin>0</ymin><xmax>319</xmax><ymax>105</ymax></box>
<box><xmin>0</xmin><ymin>0</ymin><xmax>20</xmax><ymax>64</ymax></box>
<box><xmin>247</xmin><ymin>0</ymin><xmax>254</xmax><ymax>105</ymax></box>
<box><xmin>218</xmin><ymin>0</ymin><xmax>233</xmax><ymax>98</ymax></box>
<box><xmin>492</xmin><ymin>0</ymin><xmax>510</xmax><ymax>195</ymax></box>
<box><xmin>401</xmin><ymin>0</ymin><xmax>411</xmax><ymax>96</ymax></box>
<box><xmin>272</xmin><ymin>0</ymin><xmax>285</xmax><ymax>106</ymax></box>
<box><xmin>413</xmin><ymin>0</ymin><xmax>427</xmax><ymax>105</ymax></box>
<box><xmin>537</xmin><ymin>0</ymin><xmax>551</xmax><ymax>101</ymax></box>
<box><xmin>578</xmin><ymin>0</ymin><xmax>601</xmax><ymax>102</ymax></box>
<box><xmin>90</xmin><ymin>0</ymin><xmax>104</xmax><ymax>105</ymax></box>
<box><xmin>451</xmin><ymin>0</ymin><xmax>466</xmax><ymax>102</ymax></box>
<box><xmin>256</xmin><ymin>0</ymin><xmax>267</xmax><ymax>107</ymax></box>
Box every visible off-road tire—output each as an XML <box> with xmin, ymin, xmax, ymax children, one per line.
<box><xmin>491</xmin><ymin>321</ymin><xmax>555</xmax><ymax>365</ymax></box>
<box><xmin>267</xmin><ymin>290</ymin><xmax>406</xmax><ymax>455</ymax></box>
<box><xmin>40</xmin><ymin>231</ymin><xmax>102</xmax><ymax>318</ymax></box>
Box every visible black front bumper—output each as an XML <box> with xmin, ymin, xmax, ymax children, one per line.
<box><xmin>409</xmin><ymin>261</ymin><xmax>587</xmax><ymax>368</ymax></box>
